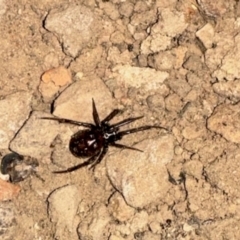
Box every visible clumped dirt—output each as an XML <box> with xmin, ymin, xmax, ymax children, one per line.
<box><xmin>0</xmin><ymin>0</ymin><xmax>240</xmax><ymax>239</ymax></box>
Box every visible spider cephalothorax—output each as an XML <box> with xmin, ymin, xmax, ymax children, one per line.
<box><xmin>42</xmin><ymin>99</ymin><xmax>167</xmax><ymax>173</ymax></box>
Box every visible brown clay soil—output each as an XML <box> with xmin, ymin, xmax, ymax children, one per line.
<box><xmin>1</xmin><ymin>0</ymin><xmax>240</xmax><ymax>240</ymax></box>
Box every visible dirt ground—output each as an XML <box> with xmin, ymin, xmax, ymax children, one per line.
<box><xmin>1</xmin><ymin>0</ymin><xmax>240</xmax><ymax>239</ymax></box>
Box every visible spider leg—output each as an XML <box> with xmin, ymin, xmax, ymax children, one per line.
<box><xmin>101</xmin><ymin>109</ymin><xmax>121</xmax><ymax>124</ymax></box>
<box><xmin>53</xmin><ymin>153</ymin><xmax>99</xmax><ymax>174</ymax></box>
<box><xmin>110</xmin><ymin>142</ymin><xmax>143</xmax><ymax>152</ymax></box>
<box><xmin>118</xmin><ymin>126</ymin><xmax>168</xmax><ymax>138</ymax></box>
<box><xmin>110</xmin><ymin>116</ymin><xmax>144</xmax><ymax>129</ymax></box>
<box><xmin>41</xmin><ymin>117</ymin><xmax>94</xmax><ymax>128</ymax></box>
<box><xmin>89</xmin><ymin>145</ymin><xmax>109</xmax><ymax>170</ymax></box>
<box><xmin>92</xmin><ymin>98</ymin><xmax>101</xmax><ymax>127</ymax></box>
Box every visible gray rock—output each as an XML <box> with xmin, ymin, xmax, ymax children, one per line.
<box><xmin>107</xmin><ymin>135</ymin><xmax>174</xmax><ymax>208</ymax></box>
<box><xmin>10</xmin><ymin>111</ymin><xmax>62</xmax><ymax>159</ymax></box>
<box><xmin>45</xmin><ymin>5</ymin><xmax>101</xmax><ymax>57</ymax></box>
<box><xmin>53</xmin><ymin>76</ymin><xmax>115</xmax><ymax>123</ymax></box>
<box><xmin>48</xmin><ymin>185</ymin><xmax>79</xmax><ymax>240</ymax></box>
<box><xmin>110</xmin><ymin>65</ymin><xmax>169</xmax><ymax>92</ymax></box>
<box><xmin>0</xmin><ymin>92</ymin><xmax>32</xmax><ymax>149</ymax></box>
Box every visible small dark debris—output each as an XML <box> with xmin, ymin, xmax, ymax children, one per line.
<box><xmin>128</xmin><ymin>44</ymin><xmax>134</xmax><ymax>52</ymax></box>
<box><xmin>1</xmin><ymin>152</ymin><xmax>38</xmax><ymax>183</ymax></box>
<box><xmin>134</xmin><ymin>231</ymin><xmax>145</xmax><ymax>239</ymax></box>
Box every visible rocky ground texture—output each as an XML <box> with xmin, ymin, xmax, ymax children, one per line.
<box><xmin>0</xmin><ymin>0</ymin><xmax>240</xmax><ymax>239</ymax></box>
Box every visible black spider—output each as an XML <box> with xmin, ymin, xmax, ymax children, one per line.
<box><xmin>42</xmin><ymin>99</ymin><xmax>167</xmax><ymax>173</ymax></box>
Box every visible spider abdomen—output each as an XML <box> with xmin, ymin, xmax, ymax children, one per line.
<box><xmin>69</xmin><ymin>129</ymin><xmax>104</xmax><ymax>158</ymax></box>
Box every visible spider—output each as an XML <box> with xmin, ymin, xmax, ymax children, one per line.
<box><xmin>42</xmin><ymin>99</ymin><xmax>167</xmax><ymax>173</ymax></box>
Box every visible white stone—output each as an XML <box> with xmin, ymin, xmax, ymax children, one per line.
<box><xmin>111</xmin><ymin>65</ymin><xmax>169</xmax><ymax>91</ymax></box>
